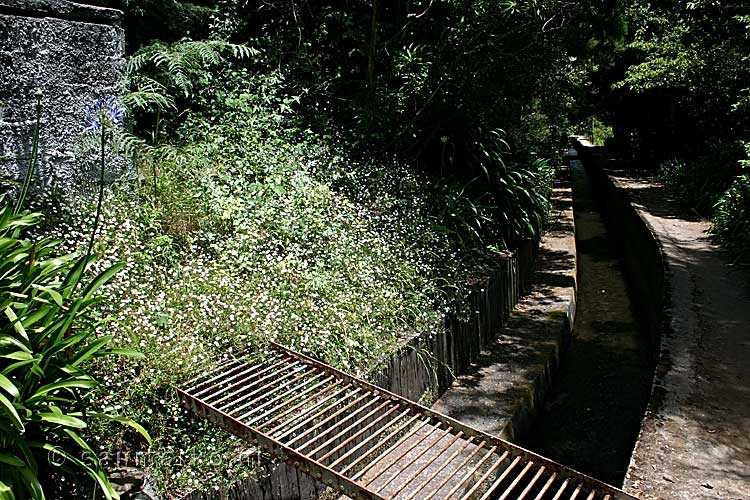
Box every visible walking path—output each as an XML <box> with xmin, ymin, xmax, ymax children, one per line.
<box><xmin>592</xmin><ymin>166</ymin><xmax>750</xmax><ymax>500</ymax></box>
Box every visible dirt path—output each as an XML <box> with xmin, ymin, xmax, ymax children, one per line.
<box><xmin>605</xmin><ymin>171</ymin><xmax>750</xmax><ymax>500</ymax></box>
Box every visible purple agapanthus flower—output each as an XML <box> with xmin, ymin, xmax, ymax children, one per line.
<box><xmin>84</xmin><ymin>96</ymin><xmax>125</xmax><ymax>132</ymax></box>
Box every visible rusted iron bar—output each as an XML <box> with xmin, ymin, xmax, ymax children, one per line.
<box><xmin>370</xmin><ymin>425</ymin><xmax>451</xmax><ymax>494</ymax></box>
<box><xmin>440</xmin><ymin>445</ymin><xmax>499</xmax><ymax>500</ymax></box>
<box><xmin>349</xmin><ymin>419</ymin><xmax>432</xmax><ymax>481</ymax></box>
<box><xmin>187</xmin><ymin>358</ymin><xmax>248</xmax><ymax>393</ymax></box>
<box><xmin>462</xmin><ymin>452</ymin><xmax>514</xmax><ymax>500</ymax></box>
<box><xmin>270</xmin><ymin>342</ymin><xmax>631</xmax><ymax>499</ymax></box>
<box><xmin>241</xmin><ymin>375</ymin><xmax>336</xmax><ymax>425</ymax></box>
<box><xmin>495</xmin><ymin>459</ymin><xmax>533</xmax><ymax>500</ymax></box>
<box><xmin>569</xmin><ymin>483</ymin><xmax>583</xmax><ymax>500</ymax></box>
<box><xmin>191</xmin><ymin>357</ymin><xmax>287</xmax><ymax>398</ymax></box>
<box><xmin>299</xmin><ymin>398</ymin><xmax>386</xmax><ymax>455</ymax></box>
<box><xmin>179</xmin><ymin>343</ymin><xmax>638</xmax><ymax>500</ymax></box>
<box><xmin>223</xmin><ymin>366</ymin><xmax>318</xmax><ymax>415</ymax></box>
<box><xmin>227</xmin><ymin>371</ymin><xmax>325</xmax><ymax>421</ymax></box>
<box><xmin>274</xmin><ymin>388</ymin><xmax>365</xmax><ymax>440</ymax></box>
<box><xmin>385</xmin><ymin>429</ymin><xmax>461</xmax><ymax>499</ymax></box>
<box><xmin>333</xmin><ymin>411</ymin><xmax>418</xmax><ymax>472</ymax></box>
<box><xmin>396</xmin><ymin>431</ymin><xmax>464</xmax><ymax>498</ymax></box>
<box><xmin>516</xmin><ymin>466</ymin><xmax>546</xmax><ymax>500</ymax></box>
<box><xmin>534</xmin><ymin>473</ymin><xmax>558</xmax><ymax>500</ymax></box>
<box><xmin>176</xmin><ymin>387</ymin><xmax>387</xmax><ymax>500</ymax></box>
<box><xmin>420</xmin><ymin>440</ymin><xmax>487</xmax><ymax>500</ymax></box>
<box><xmin>286</xmin><ymin>391</ymin><xmax>372</xmax><ymax>447</ymax></box>
<box><xmin>203</xmin><ymin>361</ymin><xmax>303</xmax><ymax>406</ymax></box>
<box><xmin>258</xmin><ymin>383</ymin><xmax>350</xmax><ymax>432</ymax></box>
<box><xmin>313</xmin><ymin>401</ymin><xmax>396</xmax><ymax>460</ymax></box>
<box><xmin>551</xmin><ymin>478</ymin><xmax>570</xmax><ymax>500</ymax></box>
<box><xmin>402</xmin><ymin>436</ymin><xmax>476</xmax><ymax>500</ymax></box>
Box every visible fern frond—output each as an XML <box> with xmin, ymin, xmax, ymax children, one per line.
<box><xmin>113</xmin><ymin>131</ymin><xmax>155</xmax><ymax>159</ymax></box>
<box><xmin>124</xmin><ymin>78</ymin><xmax>176</xmax><ymax>113</ymax></box>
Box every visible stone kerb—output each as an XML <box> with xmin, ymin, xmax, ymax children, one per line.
<box><xmin>0</xmin><ymin>0</ymin><xmax>128</xmax><ymax>197</ymax></box>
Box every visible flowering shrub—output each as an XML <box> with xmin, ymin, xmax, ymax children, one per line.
<box><xmin>18</xmin><ymin>46</ymin><xmax>555</xmax><ymax>496</ymax></box>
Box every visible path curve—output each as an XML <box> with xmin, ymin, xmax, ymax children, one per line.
<box><xmin>600</xmin><ymin>170</ymin><xmax>750</xmax><ymax>500</ymax></box>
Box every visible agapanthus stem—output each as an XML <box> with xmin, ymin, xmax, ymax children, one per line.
<box><xmin>86</xmin><ymin>130</ymin><xmax>107</xmax><ymax>259</ymax></box>
<box><xmin>14</xmin><ymin>89</ymin><xmax>42</xmax><ymax>214</ymax></box>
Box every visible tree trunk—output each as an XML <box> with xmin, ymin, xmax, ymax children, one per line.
<box><xmin>367</xmin><ymin>0</ymin><xmax>382</xmax><ymax>89</ymax></box>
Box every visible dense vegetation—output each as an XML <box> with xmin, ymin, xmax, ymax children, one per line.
<box><xmin>595</xmin><ymin>0</ymin><xmax>750</xmax><ymax>260</ymax></box>
<box><xmin>3</xmin><ymin>0</ymin><xmax>749</xmax><ymax>497</ymax></box>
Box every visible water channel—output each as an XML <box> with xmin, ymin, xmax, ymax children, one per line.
<box><xmin>520</xmin><ymin>160</ymin><xmax>654</xmax><ymax>486</ymax></box>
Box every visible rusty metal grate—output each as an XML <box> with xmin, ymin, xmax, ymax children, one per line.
<box><xmin>178</xmin><ymin>342</ymin><xmax>637</xmax><ymax>500</ymax></box>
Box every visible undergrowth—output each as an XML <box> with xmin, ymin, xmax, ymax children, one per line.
<box><xmin>18</xmin><ymin>38</ymin><xmax>556</xmax><ymax>496</ymax></box>
<box><xmin>657</xmin><ymin>142</ymin><xmax>749</xmax><ymax>262</ymax></box>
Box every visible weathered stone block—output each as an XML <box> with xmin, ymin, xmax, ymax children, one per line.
<box><xmin>0</xmin><ymin>0</ymin><xmax>128</xmax><ymax>197</ymax></box>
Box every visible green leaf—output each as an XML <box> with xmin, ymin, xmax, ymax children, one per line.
<box><xmin>106</xmin><ymin>348</ymin><xmax>144</xmax><ymax>359</ymax></box>
<box><xmin>31</xmin><ymin>284</ymin><xmax>63</xmax><ymax>307</ymax></box>
<box><xmin>0</xmin><ymin>373</ymin><xmax>19</xmax><ymax>397</ymax></box>
<box><xmin>80</xmin><ymin>263</ymin><xmax>124</xmax><ymax>302</ymax></box>
<box><xmin>71</xmin><ymin>336</ymin><xmax>113</xmax><ymax>367</ymax></box>
<box><xmin>0</xmin><ymin>452</ymin><xmax>25</xmax><ymax>468</ymax></box>
<box><xmin>3</xmin><ymin>307</ymin><xmax>28</xmax><ymax>341</ymax></box>
<box><xmin>27</xmin><ymin>379</ymin><xmax>98</xmax><ymax>404</ymax></box>
<box><xmin>36</xmin><ymin>443</ymin><xmax>116</xmax><ymax>500</ymax></box>
<box><xmin>0</xmin><ymin>336</ymin><xmax>30</xmax><ymax>354</ymax></box>
<box><xmin>2</xmin><ymin>351</ymin><xmax>33</xmax><ymax>361</ymax></box>
<box><xmin>37</xmin><ymin>413</ymin><xmax>86</xmax><ymax>429</ymax></box>
<box><xmin>0</xmin><ymin>393</ymin><xmax>23</xmax><ymax>431</ymax></box>
<box><xmin>0</xmin><ymin>480</ymin><xmax>15</xmax><ymax>500</ymax></box>
<box><xmin>91</xmin><ymin>413</ymin><xmax>152</xmax><ymax>445</ymax></box>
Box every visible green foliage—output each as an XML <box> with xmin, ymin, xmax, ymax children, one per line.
<box><xmin>0</xmin><ymin>202</ymin><xmax>150</xmax><ymax>499</ymax></box>
<box><xmin>617</xmin><ymin>21</ymin><xmax>702</xmax><ymax>93</ymax></box>
<box><xmin>128</xmin><ymin>40</ymin><xmax>258</xmax><ymax>99</ymax></box>
<box><xmin>657</xmin><ymin>144</ymin><xmax>742</xmax><ymax>215</ymax></box>
<box><xmin>614</xmin><ymin>0</ymin><xmax>750</xmax><ymax>150</ymax></box>
<box><xmin>710</xmin><ymin>144</ymin><xmax>750</xmax><ymax>261</ymax></box>
<box><xmin>711</xmin><ymin>174</ymin><xmax>750</xmax><ymax>261</ymax></box>
<box><xmin>20</xmin><ymin>3</ymin><xmax>569</xmax><ymax>494</ymax></box>
<box><xmin>591</xmin><ymin>119</ymin><xmax>614</xmax><ymax>146</ymax></box>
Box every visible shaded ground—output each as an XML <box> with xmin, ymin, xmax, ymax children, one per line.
<box><xmin>520</xmin><ymin>161</ymin><xmax>653</xmax><ymax>487</ymax></box>
<box><xmin>605</xmin><ymin>171</ymin><xmax>750</xmax><ymax>500</ymax></box>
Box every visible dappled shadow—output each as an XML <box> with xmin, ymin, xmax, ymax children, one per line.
<box><xmin>535</xmin><ymin>247</ymin><xmax>575</xmax><ymax>274</ymax></box>
<box><xmin>580</xmin><ymin>155</ymin><xmax>750</xmax><ymax>496</ymax></box>
<box><xmin>520</xmin><ymin>161</ymin><xmax>654</xmax><ymax>486</ymax></box>
<box><xmin>433</xmin><ymin>182</ymin><xmax>577</xmax><ymax>440</ymax></box>
<box><xmin>552</xmin><ymin>197</ymin><xmax>573</xmax><ymax>211</ymax></box>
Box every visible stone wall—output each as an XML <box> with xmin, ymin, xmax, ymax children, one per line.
<box><xmin>0</xmin><ymin>0</ymin><xmax>127</xmax><ymax>196</ymax></box>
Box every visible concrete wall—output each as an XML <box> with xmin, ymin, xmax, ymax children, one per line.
<box><xmin>574</xmin><ymin>139</ymin><xmax>665</xmax><ymax>357</ymax></box>
<box><xmin>0</xmin><ymin>0</ymin><xmax>127</xmax><ymax>195</ymax></box>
